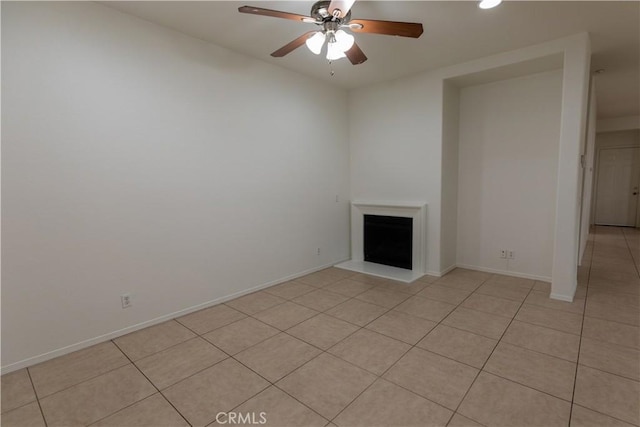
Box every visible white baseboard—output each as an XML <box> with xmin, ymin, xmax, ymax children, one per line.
<box><xmin>440</xmin><ymin>264</ymin><xmax>458</xmax><ymax>276</ymax></box>
<box><xmin>455</xmin><ymin>263</ymin><xmax>551</xmax><ymax>282</ymax></box>
<box><xmin>425</xmin><ymin>264</ymin><xmax>458</xmax><ymax>277</ymax></box>
<box><xmin>0</xmin><ymin>260</ymin><xmax>347</xmax><ymax>375</ymax></box>
<box><xmin>550</xmin><ymin>292</ymin><xmax>574</xmax><ymax>302</ymax></box>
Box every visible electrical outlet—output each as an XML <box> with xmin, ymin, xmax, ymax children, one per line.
<box><xmin>507</xmin><ymin>250</ymin><xmax>515</xmax><ymax>260</ymax></box>
<box><xmin>121</xmin><ymin>294</ymin><xmax>132</xmax><ymax>309</ymax></box>
<box><xmin>317</xmin><ymin>248</ymin><xmax>321</xmax><ymax>256</ymax></box>
<box><xmin>500</xmin><ymin>249</ymin><xmax>507</xmax><ymax>259</ymax></box>
<box><xmin>335</xmin><ymin>195</ymin><xmax>340</xmax><ymax>203</ymax></box>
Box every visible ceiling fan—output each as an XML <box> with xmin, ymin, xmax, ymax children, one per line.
<box><xmin>238</xmin><ymin>0</ymin><xmax>424</xmax><ymax>65</ymax></box>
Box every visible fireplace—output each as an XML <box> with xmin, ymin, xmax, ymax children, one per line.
<box><xmin>364</xmin><ymin>215</ymin><xmax>413</xmax><ymax>270</ymax></box>
<box><xmin>336</xmin><ymin>201</ymin><xmax>427</xmax><ymax>282</ymax></box>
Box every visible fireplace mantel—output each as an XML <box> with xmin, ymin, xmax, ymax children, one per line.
<box><xmin>352</xmin><ymin>200</ymin><xmax>426</xmax><ymax>209</ymax></box>
<box><xmin>336</xmin><ymin>201</ymin><xmax>427</xmax><ymax>283</ymax></box>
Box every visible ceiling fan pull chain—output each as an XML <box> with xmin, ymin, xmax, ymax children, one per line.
<box><xmin>328</xmin><ymin>60</ymin><xmax>335</xmax><ymax>76</ymax></box>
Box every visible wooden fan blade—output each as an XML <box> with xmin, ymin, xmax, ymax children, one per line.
<box><xmin>345</xmin><ymin>42</ymin><xmax>367</xmax><ymax>65</ymax></box>
<box><xmin>271</xmin><ymin>31</ymin><xmax>316</xmax><ymax>57</ymax></box>
<box><xmin>238</xmin><ymin>6</ymin><xmax>314</xmax><ymax>23</ymax></box>
<box><xmin>328</xmin><ymin>0</ymin><xmax>356</xmax><ymax>18</ymax></box>
<box><xmin>348</xmin><ymin>19</ymin><xmax>423</xmax><ymax>38</ymax></box>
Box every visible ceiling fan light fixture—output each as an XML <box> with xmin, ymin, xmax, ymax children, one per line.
<box><xmin>478</xmin><ymin>0</ymin><xmax>502</xmax><ymax>9</ymax></box>
<box><xmin>334</xmin><ymin>29</ymin><xmax>355</xmax><ymax>52</ymax></box>
<box><xmin>326</xmin><ymin>40</ymin><xmax>347</xmax><ymax>60</ymax></box>
<box><xmin>305</xmin><ymin>31</ymin><xmax>325</xmax><ymax>55</ymax></box>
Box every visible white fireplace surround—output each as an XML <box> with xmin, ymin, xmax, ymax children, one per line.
<box><xmin>336</xmin><ymin>201</ymin><xmax>427</xmax><ymax>283</ymax></box>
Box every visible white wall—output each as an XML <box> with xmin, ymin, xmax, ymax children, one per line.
<box><xmin>440</xmin><ymin>82</ymin><xmax>460</xmax><ymax>273</ymax></box>
<box><xmin>595</xmin><ymin>130</ymin><xmax>640</xmax><ymax>149</ymax></box>
<box><xmin>579</xmin><ymin>80</ymin><xmax>597</xmax><ymax>263</ymax></box>
<box><xmin>456</xmin><ymin>70</ymin><xmax>563</xmax><ymax>280</ymax></box>
<box><xmin>550</xmin><ymin>35</ymin><xmax>591</xmax><ymax>301</ymax></box>
<box><xmin>349</xmin><ymin>34</ymin><xmax>590</xmax><ymax>286</ymax></box>
<box><xmin>597</xmin><ymin>115</ymin><xmax>640</xmax><ymax>133</ymax></box>
<box><xmin>1</xmin><ymin>2</ymin><xmax>350</xmax><ymax>371</ymax></box>
<box><xmin>349</xmin><ymin>75</ymin><xmax>444</xmax><ymax>275</ymax></box>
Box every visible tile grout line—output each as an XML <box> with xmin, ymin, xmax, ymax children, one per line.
<box><xmin>225</xmin><ymin>275</ymin><xmax>441</xmax><ymax>425</ymax></box>
<box><xmin>581</xmin><ymin>313</ymin><xmax>640</xmax><ymax>329</ymax></box>
<box><xmin>111</xmin><ymin>320</ymin><xmax>284</xmax><ymax>407</ymax></box>
<box><xmin>228</xmin><ymin>360</ymin><xmax>332</xmax><ymax>427</ymax></box>
<box><xmin>229</xmin><ymin>353</ymin><xmax>332</xmax><ymax>426</ymax></box>
<box><xmin>146</xmin><ymin>273</ymin><xmax>389</xmax><ymax>426</ymax></box>
<box><xmin>429</xmin><ymin>293</ymin><xmax>619</xmax><ymax>405</ymax></box>
<box><xmin>479</xmin><ymin>327</ymin><xmax>579</xmax><ymax>364</ymax></box>
<box><xmin>109</xmin><ymin>339</ymin><xmax>194</xmax><ymax>427</ymax></box>
<box><xmin>114</xmin><ymin>317</ymin><xmax>288</xmax><ymax>427</ymax></box>
<box><xmin>512</xmin><ymin>305</ymin><xmax>585</xmax><ymax>336</ymax></box>
<box><xmin>572</xmin><ymin>230</ymin><xmax>640</xmax><ymax>386</ymax></box>
<box><xmin>264</xmin><ymin>282</ymin><xmax>415</xmax><ymax>424</ymax></box>
<box><xmin>361</xmin><ymin>275</ymin><xmax>511</xmax><ymax>421</ymax></box>
<box><xmin>323</xmin><ymin>268</ymin><xmax>627</xmax><ymax>426</ymax></box>
<box><xmin>578</xmin><ymin>332</ymin><xmax>640</xmax><ymax>353</ymax></box>
<box><xmin>25</xmin><ymin>358</ymin><xmax>131</xmax><ymax>408</ymax></box>
<box><xmin>568</xmin><ymin>226</ymin><xmax>640</xmax><ymax>427</ymax></box>
<box><xmin>25</xmin><ymin>367</ymin><xmax>49</xmax><ymax>427</ymax></box>
<box><xmin>571</xmin><ymin>402</ymin><xmax>640</xmax><ymax>427</ymax></box>
<box><xmin>573</xmin><ymin>355</ymin><xmax>640</xmax><ymax>382</ymax></box>
<box><xmin>255</xmin><ymin>273</ymin><xmax>454</xmax><ymax>329</ymax></box>
<box><xmin>87</xmin><ymin>393</ymin><xmax>186</xmax><ymax>427</ymax></box>
<box><xmin>193</xmin><ymin>333</ymin><xmax>288</xmax><ymax>423</ymax></box>
<box><xmin>328</xmin><ymin>274</ymin><xmax>498</xmax><ymax>425</ymax></box>
<box><xmin>568</xmin><ymin>225</ymin><xmax>594</xmax><ymax>427</ymax></box>
<box><xmin>218</xmin><ymin>276</ymin><xmax>370</xmax><ymax>426</ymax></box>
<box><xmin>448</xmin><ymin>279</ymin><xmax>539</xmax><ymax>425</ymax></box>
<box><xmin>130</xmin><ymin>334</ymin><xmax>210</xmax><ymax>363</ymax></box>
<box><xmin>621</xmin><ymin>227</ymin><xmax>640</xmax><ymax>277</ymax></box>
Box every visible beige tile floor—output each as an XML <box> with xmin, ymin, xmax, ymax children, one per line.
<box><xmin>2</xmin><ymin>226</ymin><xmax>639</xmax><ymax>427</ymax></box>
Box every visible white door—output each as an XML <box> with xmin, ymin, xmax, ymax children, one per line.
<box><xmin>595</xmin><ymin>147</ymin><xmax>640</xmax><ymax>226</ymax></box>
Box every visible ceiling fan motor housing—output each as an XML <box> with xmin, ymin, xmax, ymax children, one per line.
<box><xmin>311</xmin><ymin>0</ymin><xmax>352</xmax><ymax>23</ymax></box>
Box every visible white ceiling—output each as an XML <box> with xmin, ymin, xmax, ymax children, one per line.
<box><xmin>102</xmin><ymin>1</ymin><xmax>639</xmax><ymax>118</ymax></box>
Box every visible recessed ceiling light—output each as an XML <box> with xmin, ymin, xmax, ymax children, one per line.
<box><xmin>479</xmin><ymin>0</ymin><xmax>503</xmax><ymax>9</ymax></box>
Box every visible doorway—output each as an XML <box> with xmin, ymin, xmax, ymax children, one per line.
<box><xmin>594</xmin><ymin>147</ymin><xmax>640</xmax><ymax>226</ymax></box>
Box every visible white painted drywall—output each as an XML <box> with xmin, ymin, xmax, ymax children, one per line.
<box><xmin>578</xmin><ymin>81</ymin><xmax>597</xmax><ymax>264</ymax></box>
<box><xmin>349</xmin><ymin>75</ymin><xmax>444</xmax><ymax>276</ymax></box>
<box><xmin>597</xmin><ymin>115</ymin><xmax>640</xmax><ymax>133</ymax></box>
<box><xmin>456</xmin><ymin>70</ymin><xmax>563</xmax><ymax>280</ymax></box>
<box><xmin>349</xmin><ymin>34</ymin><xmax>590</xmax><ymax>283</ymax></box>
<box><xmin>595</xmin><ymin>130</ymin><xmax>640</xmax><ymax>149</ymax></box>
<box><xmin>550</xmin><ymin>35</ymin><xmax>591</xmax><ymax>301</ymax></box>
<box><xmin>1</xmin><ymin>2</ymin><xmax>350</xmax><ymax>371</ymax></box>
<box><xmin>440</xmin><ymin>82</ymin><xmax>460</xmax><ymax>273</ymax></box>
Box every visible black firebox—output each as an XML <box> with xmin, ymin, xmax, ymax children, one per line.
<box><xmin>363</xmin><ymin>215</ymin><xmax>413</xmax><ymax>270</ymax></box>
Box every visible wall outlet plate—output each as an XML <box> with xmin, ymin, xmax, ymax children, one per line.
<box><xmin>121</xmin><ymin>294</ymin><xmax>132</xmax><ymax>309</ymax></box>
